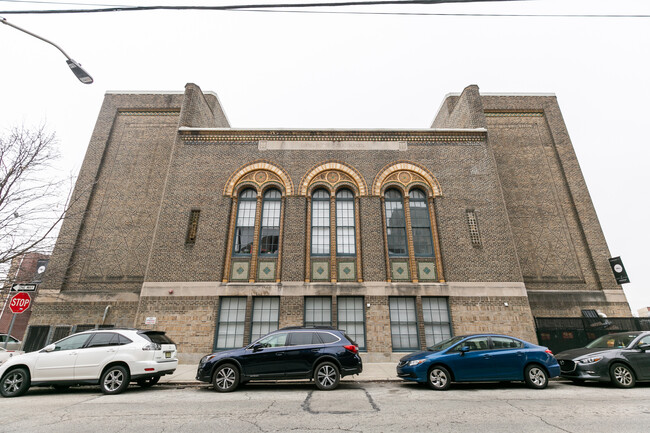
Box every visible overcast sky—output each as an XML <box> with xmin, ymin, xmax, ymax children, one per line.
<box><xmin>1</xmin><ymin>0</ymin><xmax>648</xmax><ymax>314</ymax></box>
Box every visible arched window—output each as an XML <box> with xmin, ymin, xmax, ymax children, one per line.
<box><xmin>311</xmin><ymin>189</ymin><xmax>330</xmax><ymax>255</ymax></box>
<box><xmin>384</xmin><ymin>189</ymin><xmax>407</xmax><ymax>256</ymax></box>
<box><xmin>409</xmin><ymin>189</ymin><xmax>434</xmax><ymax>256</ymax></box>
<box><xmin>259</xmin><ymin>189</ymin><xmax>281</xmax><ymax>255</ymax></box>
<box><xmin>336</xmin><ymin>189</ymin><xmax>355</xmax><ymax>255</ymax></box>
<box><xmin>233</xmin><ymin>189</ymin><xmax>257</xmax><ymax>255</ymax></box>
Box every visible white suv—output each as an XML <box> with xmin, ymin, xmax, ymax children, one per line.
<box><xmin>0</xmin><ymin>328</ymin><xmax>178</xmax><ymax>397</ymax></box>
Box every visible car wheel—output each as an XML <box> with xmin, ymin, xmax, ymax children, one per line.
<box><xmin>427</xmin><ymin>366</ymin><xmax>451</xmax><ymax>391</ymax></box>
<box><xmin>314</xmin><ymin>362</ymin><xmax>340</xmax><ymax>390</ymax></box>
<box><xmin>136</xmin><ymin>376</ymin><xmax>160</xmax><ymax>388</ymax></box>
<box><xmin>610</xmin><ymin>363</ymin><xmax>635</xmax><ymax>388</ymax></box>
<box><xmin>100</xmin><ymin>365</ymin><xmax>130</xmax><ymax>395</ymax></box>
<box><xmin>212</xmin><ymin>363</ymin><xmax>239</xmax><ymax>392</ymax></box>
<box><xmin>1</xmin><ymin>368</ymin><xmax>30</xmax><ymax>398</ymax></box>
<box><xmin>524</xmin><ymin>364</ymin><xmax>548</xmax><ymax>389</ymax></box>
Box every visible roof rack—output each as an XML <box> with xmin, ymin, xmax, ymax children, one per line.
<box><xmin>279</xmin><ymin>326</ymin><xmax>337</xmax><ymax>330</ymax></box>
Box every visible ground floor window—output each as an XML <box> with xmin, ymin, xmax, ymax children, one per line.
<box><xmin>251</xmin><ymin>297</ymin><xmax>280</xmax><ymax>342</ymax></box>
<box><xmin>337</xmin><ymin>296</ymin><xmax>366</xmax><ymax>350</ymax></box>
<box><xmin>304</xmin><ymin>296</ymin><xmax>332</xmax><ymax>327</ymax></box>
<box><xmin>215</xmin><ymin>297</ymin><xmax>247</xmax><ymax>349</ymax></box>
<box><xmin>389</xmin><ymin>297</ymin><xmax>419</xmax><ymax>351</ymax></box>
<box><xmin>422</xmin><ymin>297</ymin><xmax>452</xmax><ymax>347</ymax></box>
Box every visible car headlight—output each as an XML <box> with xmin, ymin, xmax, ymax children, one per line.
<box><xmin>200</xmin><ymin>354</ymin><xmax>217</xmax><ymax>364</ymax></box>
<box><xmin>408</xmin><ymin>359</ymin><xmax>426</xmax><ymax>366</ymax></box>
<box><xmin>577</xmin><ymin>356</ymin><xmax>602</xmax><ymax>364</ymax></box>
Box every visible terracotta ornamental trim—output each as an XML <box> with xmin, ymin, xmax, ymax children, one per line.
<box><xmin>178</xmin><ymin>129</ymin><xmax>487</xmax><ymax>145</ymax></box>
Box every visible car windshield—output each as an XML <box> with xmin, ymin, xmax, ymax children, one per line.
<box><xmin>426</xmin><ymin>336</ymin><xmax>465</xmax><ymax>351</ymax></box>
<box><xmin>586</xmin><ymin>334</ymin><xmax>638</xmax><ymax>349</ymax></box>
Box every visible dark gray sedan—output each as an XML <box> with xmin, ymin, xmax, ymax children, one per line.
<box><xmin>555</xmin><ymin>331</ymin><xmax>650</xmax><ymax>388</ymax></box>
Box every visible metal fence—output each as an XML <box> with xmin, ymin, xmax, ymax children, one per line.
<box><xmin>535</xmin><ymin>317</ymin><xmax>650</xmax><ymax>353</ymax></box>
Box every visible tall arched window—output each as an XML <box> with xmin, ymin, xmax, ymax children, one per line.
<box><xmin>384</xmin><ymin>189</ymin><xmax>407</xmax><ymax>256</ymax></box>
<box><xmin>311</xmin><ymin>189</ymin><xmax>330</xmax><ymax>255</ymax></box>
<box><xmin>336</xmin><ymin>189</ymin><xmax>355</xmax><ymax>255</ymax></box>
<box><xmin>409</xmin><ymin>189</ymin><xmax>434</xmax><ymax>256</ymax></box>
<box><xmin>259</xmin><ymin>189</ymin><xmax>281</xmax><ymax>255</ymax></box>
<box><xmin>233</xmin><ymin>189</ymin><xmax>257</xmax><ymax>255</ymax></box>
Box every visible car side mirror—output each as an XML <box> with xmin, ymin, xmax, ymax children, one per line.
<box><xmin>638</xmin><ymin>343</ymin><xmax>650</xmax><ymax>351</ymax></box>
<box><xmin>252</xmin><ymin>343</ymin><xmax>263</xmax><ymax>352</ymax></box>
<box><xmin>459</xmin><ymin>346</ymin><xmax>470</xmax><ymax>355</ymax></box>
<box><xmin>43</xmin><ymin>343</ymin><xmax>56</xmax><ymax>352</ymax></box>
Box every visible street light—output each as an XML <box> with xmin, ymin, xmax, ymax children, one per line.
<box><xmin>1</xmin><ymin>16</ymin><xmax>93</xmax><ymax>84</ymax></box>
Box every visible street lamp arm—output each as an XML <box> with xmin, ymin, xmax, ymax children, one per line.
<box><xmin>1</xmin><ymin>16</ymin><xmax>93</xmax><ymax>84</ymax></box>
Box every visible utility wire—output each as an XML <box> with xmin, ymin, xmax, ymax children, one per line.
<box><xmin>0</xmin><ymin>0</ymin><xmax>648</xmax><ymax>17</ymax></box>
<box><xmin>240</xmin><ymin>8</ymin><xmax>650</xmax><ymax>17</ymax></box>
<box><xmin>0</xmin><ymin>0</ymin><xmax>534</xmax><ymax>15</ymax></box>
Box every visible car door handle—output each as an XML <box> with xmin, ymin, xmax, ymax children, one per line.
<box><xmin>69</xmin><ymin>352</ymin><xmax>77</xmax><ymax>356</ymax></box>
<box><xmin>275</xmin><ymin>352</ymin><xmax>284</xmax><ymax>357</ymax></box>
<box><xmin>517</xmin><ymin>351</ymin><xmax>524</xmax><ymax>356</ymax></box>
<box><xmin>311</xmin><ymin>349</ymin><xmax>320</xmax><ymax>352</ymax></box>
<box><xmin>483</xmin><ymin>354</ymin><xmax>492</xmax><ymax>359</ymax></box>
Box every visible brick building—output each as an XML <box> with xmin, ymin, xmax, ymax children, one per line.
<box><xmin>27</xmin><ymin>83</ymin><xmax>631</xmax><ymax>360</ymax></box>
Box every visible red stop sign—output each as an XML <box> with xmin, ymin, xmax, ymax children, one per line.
<box><xmin>9</xmin><ymin>292</ymin><xmax>31</xmax><ymax>314</ymax></box>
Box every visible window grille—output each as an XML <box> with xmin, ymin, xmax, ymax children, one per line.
<box><xmin>409</xmin><ymin>189</ymin><xmax>434</xmax><ymax>256</ymax></box>
<box><xmin>466</xmin><ymin>209</ymin><xmax>482</xmax><ymax>247</ymax></box>
<box><xmin>185</xmin><ymin>209</ymin><xmax>200</xmax><ymax>244</ymax></box>
<box><xmin>259</xmin><ymin>189</ymin><xmax>281</xmax><ymax>255</ymax></box>
<box><xmin>389</xmin><ymin>297</ymin><xmax>419</xmax><ymax>350</ymax></box>
<box><xmin>311</xmin><ymin>190</ymin><xmax>330</xmax><ymax>255</ymax></box>
<box><xmin>234</xmin><ymin>189</ymin><xmax>257</xmax><ymax>254</ymax></box>
<box><xmin>422</xmin><ymin>297</ymin><xmax>452</xmax><ymax>347</ymax></box>
<box><xmin>215</xmin><ymin>297</ymin><xmax>247</xmax><ymax>350</ymax></box>
<box><xmin>51</xmin><ymin>326</ymin><xmax>72</xmax><ymax>343</ymax></box>
<box><xmin>305</xmin><ymin>296</ymin><xmax>332</xmax><ymax>327</ymax></box>
<box><xmin>251</xmin><ymin>297</ymin><xmax>280</xmax><ymax>342</ymax></box>
<box><xmin>337</xmin><ymin>296</ymin><xmax>365</xmax><ymax>350</ymax></box>
<box><xmin>336</xmin><ymin>189</ymin><xmax>356</xmax><ymax>255</ymax></box>
<box><xmin>385</xmin><ymin>189</ymin><xmax>407</xmax><ymax>256</ymax></box>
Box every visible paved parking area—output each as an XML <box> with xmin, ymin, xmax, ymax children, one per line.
<box><xmin>1</xmin><ymin>380</ymin><xmax>649</xmax><ymax>432</ymax></box>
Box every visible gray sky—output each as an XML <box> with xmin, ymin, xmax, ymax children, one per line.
<box><xmin>1</xmin><ymin>0</ymin><xmax>648</xmax><ymax>314</ymax></box>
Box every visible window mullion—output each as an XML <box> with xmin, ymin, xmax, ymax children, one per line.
<box><xmin>249</xmin><ymin>194</ymin><xmax>263</xmax><ymax>283</ymax></box>
<box><xmin>403</xmin><ymin>195</ymin><xmax>418</xmax><ymax>283</ymax></box>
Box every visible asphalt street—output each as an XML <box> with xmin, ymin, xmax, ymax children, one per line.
<box><xmin>1</xmin><ymin>380</ymin><xmax>649</xmax><ymax>432</ymax></box>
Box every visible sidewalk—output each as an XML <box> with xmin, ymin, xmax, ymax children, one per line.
<box><xmin>159</xmin><ymin>362</ymin><xmax>400</xmax><ymax>385</ymax></box>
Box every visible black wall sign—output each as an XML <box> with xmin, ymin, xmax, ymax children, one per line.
<box><xmin>608</xmin><ymin>257</ymin><xmax>630</xmax><ymax>284</ymax></box>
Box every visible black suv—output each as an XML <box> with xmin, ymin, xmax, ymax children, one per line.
<box><xmin>196</xmin><ymin>327</ymin><xmax>363</xmax><ymax>391</ymax></box>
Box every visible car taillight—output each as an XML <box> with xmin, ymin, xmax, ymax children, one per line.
<box><xmin>344</xmin><ymin>345</ymin><xmax>358</xmax><ymax>354</ymax></box>
<box><xmin>142</xmin><ymin>343</ymin><xmax>162</xmax><ymax>351</ymax></box>
<box><xmin>545</xmin><ymin>349</ymin><xmax>553</xmax><ymax>355</ymax></box>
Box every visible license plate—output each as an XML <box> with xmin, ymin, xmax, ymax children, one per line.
<box><xmin>165</xmin><ymin>352</ymin><xmax>171</xmax><ymax>358</ymax></box>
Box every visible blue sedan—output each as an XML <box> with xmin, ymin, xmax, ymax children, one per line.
<box><xmin>396</xmin><ymin>334</ymin><xmax>560</xmax><ymax>390</ymax></box>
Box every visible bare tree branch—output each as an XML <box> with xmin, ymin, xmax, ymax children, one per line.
<box><xmin>0</xmin><ymin>125</ymin><xmax>73</xmax><ymax>270</ymax></box>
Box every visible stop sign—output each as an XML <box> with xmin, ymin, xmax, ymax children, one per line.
<box><xmin>9</xmin><ymin>292</ymin><xmax>31</xmax><ymax>314</ymax></box>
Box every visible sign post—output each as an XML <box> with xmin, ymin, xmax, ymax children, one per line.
<box><xmin>4</xmin><ymin>292</ymin><xmax>31</xmax><ymax>349</ymax></box>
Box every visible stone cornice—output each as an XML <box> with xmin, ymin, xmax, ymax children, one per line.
<box><xmin>178</xmin><ymin>128</ymin><xmax>487</xmax><ymax>145</ymax></box>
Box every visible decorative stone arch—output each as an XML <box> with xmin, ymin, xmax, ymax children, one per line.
<box><xmin>299</xmin><ymin>161</ymin><xmax>368</xmax><ymax>197</ymax></box>
<box><xmin>372</xmin><ymin>161</ymin><xmax>442</xmax><ymax>197</ymax></box>
<box><xmin>373</xmin><ymin>161</ymin><xmax>444</xmax><ymax>283</ymax></box>
<box><xmin>223</xmin><ymin>161</ymin><xmax>292</xmax><ymax>284</ymax></box>
<box><xmin>301</xmin><ymin>161</ymin><xmax>365</xmax><ymax>284</ymax></box>
<box><xmin>224</xmin><ymin>161</ymin><xmax>294</xmax><ymax>197</ymax></box>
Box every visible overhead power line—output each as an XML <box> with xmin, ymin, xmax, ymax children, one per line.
<box><xmin>0</xmin><ymin>0</ymin><xmax>533</xmax><ymax>15</ymax></box>
<box><xmin>0</xmin><ymin>0</ymin><xmax>648</xmax><ymax>17</ymax></box>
